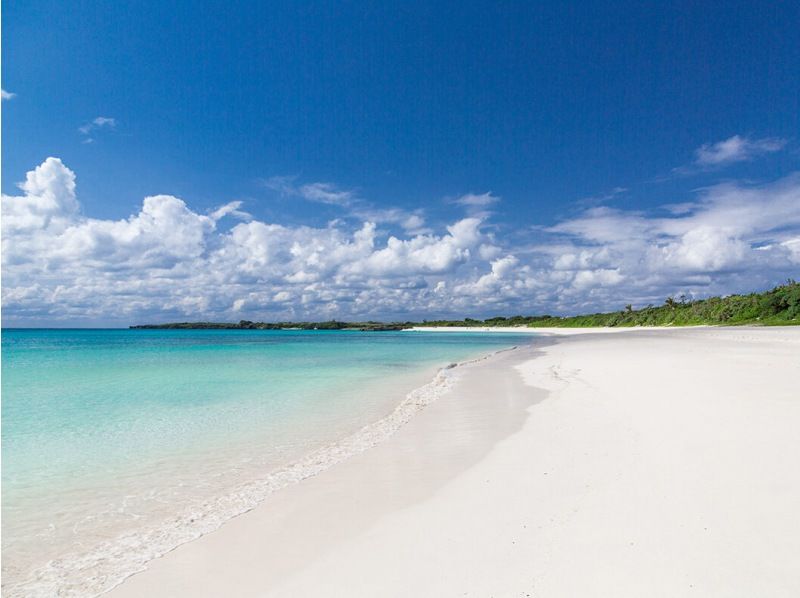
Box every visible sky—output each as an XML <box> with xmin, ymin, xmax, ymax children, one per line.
<box><xmin>2</xmin><ymin>1</ymin><xmax>799</xmax><ymax>326</ymax></box>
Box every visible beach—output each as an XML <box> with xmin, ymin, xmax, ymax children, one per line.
<box><xmin>1</xmin><ymin>329</ymin><xmax>531</xmax><ymax>596</ymax></box>
<box><xmin>107</xmin><ymin>326</ymin><xmax>800</xmax><ymax>597</ymax></box>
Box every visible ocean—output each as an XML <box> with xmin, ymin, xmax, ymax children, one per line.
<box><xmin>1</xmin><ymin>328</ymin><xmax>532</xmax><ymax>596</ymax></box>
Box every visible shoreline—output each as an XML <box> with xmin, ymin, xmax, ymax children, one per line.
<box><xmin>108</xmin><ymin>326</ymin><xmax>800</xmax><ymax>597</ymax></box>
<box><xmin>107</xmin><ymin>340</ymin><xmax>545</xmax><ymax>597</ymax></box>
<box><xmin>4</xmin><ymin>339</ymin><xmax>529</xmax><ymax>598</ymax></box>
<box><xmin>407</xmin><ymin>324</ymin><xmax>716</xmax><ymax>333</ymax></box>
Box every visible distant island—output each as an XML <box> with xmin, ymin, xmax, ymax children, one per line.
<box><xmin>131</xmin><ymin>281</ymin><xmax>799</xmax><ymax>330</ymax></box>
<box><xmin>131</xmin><ymin>320</ymin><xmax>412</xmax><ymax>332</ymax></box>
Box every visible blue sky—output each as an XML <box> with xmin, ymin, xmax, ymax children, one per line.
<box><xmin>3</xmin><ymin>1</ymin><xmax>799</xmax><ymax>325</ymax></box>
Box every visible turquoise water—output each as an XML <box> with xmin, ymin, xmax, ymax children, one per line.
<box><xmin>1</xmin><ymin>328</ymin><xmax>532</xmax><ymax>596</ymax></box>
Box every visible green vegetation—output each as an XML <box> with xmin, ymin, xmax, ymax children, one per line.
<box><xmin>131</xmin><ymin>320</ymin><xmax>414</xmax><ymax>331</ymax></box>
<box><xmin>131</xmin><ymin>281</ymin><xmax>800</xmax><ymax>330</ymax></box>
<box><xmin>523</xmin><ymin>280</ymin><xmax>799</xmax><ymax>328</ymax></box>
<box><xmin>417</xmin><ymin>315</ymin><xmax>546</xmax><ymax>327</ymax></box>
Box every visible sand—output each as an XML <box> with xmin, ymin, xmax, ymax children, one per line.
<box><xmin>107</xmin><ymin>327</ymin><xmax>800</xmax><ymax>597</ymax></box>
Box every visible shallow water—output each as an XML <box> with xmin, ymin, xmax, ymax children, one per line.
<box><xmin>1</xmin><ymin>328</ymin><xmax>532</xmax><ymax>596</ymax></box>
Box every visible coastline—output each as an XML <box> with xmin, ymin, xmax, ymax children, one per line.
<box><xmin>3</xmin><ymin>339</ymin><xmax>527</xmax><ymax>598</ymax></box>
<box><xmin>407</xmin><ymin>324</ymin><xmax>715</xmax><ymax>333</ymax></box>
<box><xmin>108</xmin><ymin>326</ymin><xmax>800</xmax><ymax>597</ymax></box>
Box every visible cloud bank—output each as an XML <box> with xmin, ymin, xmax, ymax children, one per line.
<box><xmin>3</xmin><ymin>158</ymin><xmax>799</xmax><ymax>325</ymax></box>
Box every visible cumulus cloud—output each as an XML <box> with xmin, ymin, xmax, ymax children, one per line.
<box><xmin>2</xmin><ymin>158</ymin><xmax>799</xmax><ymax>325</ymax></box>
<box><xmin>2</xmin><ymin>157</ymin><xmax>80</xmax><ymax>233</ymax></box>
<box><xmin>2</xmin><ymin>89</ymin><xmax>16</xmax><ymax>100</ymax></box>
<box><xmin>351</xmin><ymin>207</ymin><xmax>428</xmax><ymax>234</ymax></box>
<box><xmin>543</xmin><ymin>173</ymin><xmax>800</xmax><ymax>309</ymax></box>
<box><xmin>345</xmin><ymin>218</ymin><xmax>483</xmax><ymax>278</ymax></box>
<box><xmin>693</xmin><ymin>135</ymin><xmax>786</xmax><ymax>167</ymax></box>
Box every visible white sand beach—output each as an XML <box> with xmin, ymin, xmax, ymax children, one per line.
<box><xmin>108</xmin><ymin>327</ymin><xmax>800</xmax><ymax>597</ymax></box>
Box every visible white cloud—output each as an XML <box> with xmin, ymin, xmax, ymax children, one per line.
<box><xmin>453</xmin><ymin>192</ymin><xmax>500</xmax><ymax>207</ymax></box>
<box><xmin>345</xmin><ymin>218</ymin><xmax>482</xmax><ymax>278</ymax></box>
<box><xmin>297</xmin><ymin>182</ymin><xmax>354</xmax><ymax>206</ymax></box>
<box><xmin>542</xmin><ymin>173</ymin><xmax>800</xmax><ymax>309</ymax></box>
<box><xmin>79</xmin><ymin>116</ymin><xmax>117</xmax><ymax>142</ymax></box>
<box><xmin>693</xmin><ymin>135</ymin><xmax>786</xmax><ymax>167</ymax></box>
<box><xmin>209</xmin><ymin>201</ymin><xmax>252</xmax><ymax>221</ymax></box>
<box><xmin>571</xmin><ymin>268</ymin><xmax>624</xmax><ymax>290</ymax></box>
<box><xmin>576</xmin><ymin>186</ymin><xmax>627</xmax><ymax>207</ymax></box>
<box><xmin>265</xmin><ymin>175</ymin><xmax>430</xmax><ymax>234</ymax></box>
<box><xmin>451</xmin><ymin>192</ymin><xmax>501</xmax><ymax>218</ymax></box>
<box><xmin>2</xmin><ymin>89</ymin><xmax>16</xmax><ymax>100</ymax></box>
<box><xmin>2</xmin><ymin>158</ymin><xmax>799</xmax><ymax>325</ymax></box>
<box><xmin>781</xmin><ymin>238</ymin><xmax>800</xmax><ymax>264</ymax></box>
<box><xmin>264</xmin><ymin>176</ymin><xmax>355</xmax><ymax>206</ymax></box>
<box><xmin>261</xmin><ymin>175</ymin><xmax>297</xmax><ymax>195</ymax></box>
<box><xmin>351</xmin><ymin>207</ymin><xmax>428</xmax><ymax>234</ymax></box>
<box><xmin>2</xmin><ymin>157</ymin><xmax>79</xmax><ymax>233</ymax></box>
